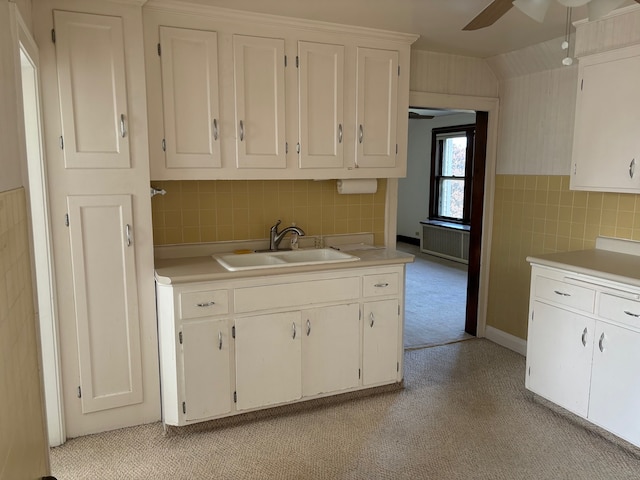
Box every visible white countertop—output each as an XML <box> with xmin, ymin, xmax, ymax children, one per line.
<box><xmin>155</xmin><ymin>247</ymin><xmax>414</xmax><ymax>285</ymax></box>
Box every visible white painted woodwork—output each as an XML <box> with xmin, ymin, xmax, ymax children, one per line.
<box><xmin>525</xmin><ymin>301</ymin><xmax>594</xmax><ymax>417</ymax></box>
<box><xmin>571</xmin><ymin>45</ymin><xmax>640</xmax><ymax>192</ymax></box>
<box><xmin>575</xmin><ymin>5</ymin><xmax>640</xmax><ymax>58</ymax></box>
<box><xmin>534</xmin><ymin>276</ymin><xmax>595</xmax><ymax>313</ymax></box>
<box><xmin>355</xmin><ymin>47</ymin><xmax>398</xmax><ymax>168</ymax></box>
<box><xmin>67</xmin><ymin>194</ymin><xmax>143</xmax><ymax>413</ymax></box>
<box><xmin>182</xmin><ymin>318</ymin><xmax>232</xmax><ymax>421</ymax></box>
<box><xmin>235</xmin><ymin>311</ymin><xmax>302</xmax><ymax>410</ymax></box>
<box><xmin>159</xmin><ymin>26</ymin><xmax>221</xmax><ymax>169</ymax></box>
<box><xmin>301</xmin><ymin>303</ymin><xmax>360</xmax><ymax>396</ymax></box>
<box><xmin>362</xmin><ymin>298</ymin><xmax>400</xmax><ymax>386</ymax></box>
<box><xmin>53</xmin><ymin>11</ymin><xmax>130</xmax><ymax>169</ymax></box>
<box><xmin>589</xmin><ymin>322</ymin><xmax>640</xmax><ymax>447</ymax></box>
<box><xmin>233</xmin><ymin>35</ymin><xmax>286</xmax><ymax>169</ymax></box>
<box><xmin>298</xmin><ymin>41</ymin><xmax>344</xmax><ymax>169</ymax></box>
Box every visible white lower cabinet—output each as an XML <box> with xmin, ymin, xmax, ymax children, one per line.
<box><xmin>526</xmin><ymin>264</ymin><xmax>640</xmax><ymax>447</ymax></box>
<box><xmin>156</xmin><ymin>264</ymin><xmax>405</xmax><ymax>426</ymax></box>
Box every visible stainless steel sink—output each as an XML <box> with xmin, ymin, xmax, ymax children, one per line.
<box><xmin>214</xmin><ymin>248</ymin><xmax>359</xmax><ymax>271</ymax></box>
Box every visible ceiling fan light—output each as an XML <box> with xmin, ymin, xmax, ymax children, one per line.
<box><xmin>513</xmin><ymin>0</ymin><xmax>553</xmax><ymax>23</ymax></box>
<box><xmin>588</xmin><ymin>0</ymin><xmax>627</xmax><ymax>20</ymax></box>
<box><xmin>557</xmin><ymin>0</ymin><xmax>590</xmax><ymax>7</ymax></box>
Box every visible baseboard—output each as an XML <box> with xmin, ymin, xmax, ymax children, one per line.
<box><xmin>396</xmin><ymin>235</ymin><xmax>420</xmax><ymax>246</ymax></box>
<box><xmin>485</xmin><ymin>326</ymin><xmax>527</xmax><ymax>356</ymax></box>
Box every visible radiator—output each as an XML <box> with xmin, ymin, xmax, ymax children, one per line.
<box><xmin>421</xmin><ymin>224</ymin><xmax>470</xmax><ymax>264</ymax></box>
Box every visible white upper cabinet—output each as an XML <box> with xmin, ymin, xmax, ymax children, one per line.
<box><xmin>571</xmin><ymin>45</ymin><xmax>640</xmax><ymax>192</ymax></box>
<box><xmin>233</xmin><ymin>35</ymin><xmax>287</xmax><ymax>169</ymax></box>
<box><xmin>298</xmin><ymin>41</ymin><xmax>345</xmax><ymax>169</ymax></box>
<box><xmin>54</xmin><ymin>10</ymin><xmax>130</xmax><ymax>169</ymax></box>
<box><xmin>355</xmin><ymin>47</ymin><xmax>399</xmax><ymax>169</ymax></box>
<box><xmin>159</xmin><ymin>26</ymin><xmax>221</xmax><ymax>170</ymax></box>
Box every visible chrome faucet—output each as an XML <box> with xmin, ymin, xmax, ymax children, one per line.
<box><xmin>269</xmin><ymin>220</ymin><xmax>305</xmax><ymax>251</ymax></box>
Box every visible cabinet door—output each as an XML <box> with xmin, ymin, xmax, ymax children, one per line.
<box><xmin>363</xmin><ymin>299</ymin><xmax>400</xmax><ymax>386</ymax></box>
<box><xmin>233</xmin><ymin>35</ymin><xmax>286</xmax><ymax>169</ymax></box>
<box><xmin>355</xmin><ymin>47</ymin><xmax>398</xmax><ymax>169</ymax></box>
<box><xmin>181</xmin><ymin>318</ymin><xmax>231</xmax><ymax>421</ymax></box>
<box><xmin>235</xmin><ymin>311</ymin><xmax>301</xmax><ymax>410</ymax></box>
<box><xmin>588</xmin><ymin>322</ymin><xmax>640</xmax><ymax>446</ymax></box>
<box><xmin>525</xmin><ymin>301</ymin><xmax>594</xmax><ymax>417</ymax></box>
<box><xmin>67</xmin><ymin>194</ymin><xmax>142</xmax><ymax>413</ymax></box>
<box><xmin>53</xmin><ymin>11</ymin><xmax>130</xmax><ymax>169</ymax></box>
<box><xmin>159</xmin><ymin>27</ymin><xmax>221</xmax><ymax>169</ymax></box>
<box><xmin>302</xmin><ymin>303</ymin><xmax>360</xmax><ymax>397</ymax></box>
<box><xmin>571</xmin><ymin>48</ymin><xmax>640</xmax><ymax>192</ymax></box>
<box><xmin>298</xmin><ymin>41</ymin><xmax>344</xmax><ymax>169</ymax></box>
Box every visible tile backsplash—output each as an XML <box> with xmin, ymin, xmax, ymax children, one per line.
<box><xmin>150</xmin><ymin>179</ymin><xmax>387</xmax><ymax>246</ymax></box>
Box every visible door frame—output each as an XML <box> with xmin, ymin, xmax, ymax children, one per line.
<box><xmin>386</xmin><ymin>91</ymin><xmax>498</xmax><ymax>338</ymax></box>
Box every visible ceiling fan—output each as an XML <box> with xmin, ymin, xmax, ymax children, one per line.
<box><xmin>463</xmin><ymin>0</ymin><xmax>640</xmax><ymax>30</ymax></box>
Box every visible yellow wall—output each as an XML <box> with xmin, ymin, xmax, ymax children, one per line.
<box><xmin>151</xmin><ymin>179</ymin><xmax>387</xmax><ymax>246</ymax></box>
<box><xmin>0</xmin><ymin>188</ymin><xmax>48</xmax><ymax>479</ymax></box>
<box><xmin>487</xmin><ymin>174</ymin><xmax>640</xmax><ymax>339</ymax></box>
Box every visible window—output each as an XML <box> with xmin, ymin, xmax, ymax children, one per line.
<box><xmin>429</xmin><ymin>125</ymin><xmax>475</xmax><ymax>224</ymax></box>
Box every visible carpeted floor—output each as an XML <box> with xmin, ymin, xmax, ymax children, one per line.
<box><xmin>50</xmin><ymin>340</ymin><xmax>640</xmax><ymax>479</ymax></box>
<box><xmin>398</xmin><ymin>242</ymin><xmax>474</xmax><ymax>348</ymax></box>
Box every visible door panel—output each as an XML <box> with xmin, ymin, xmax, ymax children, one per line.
<box><xmin>363</xmin><ymin>299</ymin><xmax>399</xmax><ymax>385</ymax></box>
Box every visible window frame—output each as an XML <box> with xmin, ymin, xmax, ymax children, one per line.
<box><xmin>429</xmin><ymin>124</ymin><xmax>475</xmax><ymax>225</ymax></box>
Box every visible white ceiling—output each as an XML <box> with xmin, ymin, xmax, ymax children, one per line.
<box><xmin>176</xmin><ymin>0</ymin><xmax>635</xmax><ymax>57</ymax></box>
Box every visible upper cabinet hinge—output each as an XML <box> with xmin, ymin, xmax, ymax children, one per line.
<box><xmin>359</xmin><ymin>309</ymin><xmax>362</xmax><ymax>321</ymax></box>
<box><xmin>284</xmin><ymin>55</ymin><xmax>287</xmax><ymax>67</ymax></box>
<box><xmin>528</xmin><ymin>366</ymin><xmax>531</xmax><ymax>376</ymax></box>
<box><xmin>232</xmin><ymin>325</ymin><xmax>236</xmax><ymax>339</ymax></box>
<box><xmin>77</xmin><ymin>386</ymin><xmax>81</xmax><ymax>398</ymax></box>
<box><xmin>396</xmin><ymin>144</ymin><xmax>398</xmax><ymax>155</ymax></box>
<box><xmin>398</xmin><ymin>304</ymin><xmax>400</xmax><ymax>316</ymax></box>
<box><xmin>161</xmin><ymin>139</ymin><xmax>166</xmax><ymax>152</ymax></box>
<box><xmin>233</xmin><ymin>391</ymin><xmax>237</xmax><ymax>403</ymax></box>
<box><xmin>51</xmin><ymin>29</ymin><xmax>56</xmax><ymax>43</ymax></box>
<box><xmin>358</xmin><ymin>368</ymin><xmax>361</xmax><ymax>379</ymax></box>
<box><xmin>59</xmin><ymin>136</ymin><xmax>64</xmax><ymax>150</ymax></box>
<box><xmin>157</xmin><ymin>43</ymin><xmax>161</xmax><ymax>56</ymax></box>
<box><xmin>182</xmin><ymin>402</ymin><xmax>186</xmax><ymax>414</ymax></box>
<box><xmin>179</xmin><ymin>331</ymin><xmax>183</xmax><ymax>344</ymax></box>
<box><xmin>580</xmin><ymin>79</ymin><xmax>583</xmax><ymax>91</ymax></box>
<box><xmin>64</xmin><ymin>214</ymin><xmax>69</xmax><ymax>227</ymax></box>
<box><xmin>397</xmin><ymin>362</ymin><xmax>400</xmax><ymax>372</ymax></box>
<box><xmin>296</xmin><ymin>56</ymin><xmax>299</xmax><ymax>68</ymax></box>
<box><xmin>398</xmin><ymin>65</ymin><xmax>400</xmax><ymax>76</ymax></box>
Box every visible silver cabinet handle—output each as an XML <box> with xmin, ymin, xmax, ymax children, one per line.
<box><xmin>624</xmin><ymin>310</ymin><xmax>640</xmax><ymax>318</ymax></box>
<box><xmin>630</xmin><ymin>159</ymin><xmax>636</xmax><ymax>179</ymax></box>
<box><xmin>218</xmin><ymin>331</ymin><xmax>222</xmax><ymax>350</ymax></box>
<box><xmin>239</xmin><ymin>120</ymin><xmax>244</xmax><ymax>142</ymax></box>
<box><xmin>338</xmin><ymin>124</ymin><xmax>343</xmax><ymax>144</ymax></box>
<box><xmin>598</xmin><ymin>332</ymin><xmax>605</xmax><ymax>352</ymax></box>
<box><xmin>581</xmin><ymin>327</ymin><xmax>587</xmax><ymax>347</ymax></box>
<box><xmin>213</xmin><ymin>118</ymin><xmax>218</xmax><ymax>141</ymax></box>
<box><xmin>554</xmin><ymin>290</ymin><xmax>570</xmax><ymax>297</ymax></box>
<box><xmin>120</xmin><ymin>114</ymin><xmax>126</xmax><ymax>138</ymax></box>
<box><xmin>196</xmin><ymin>301</ymin><xmax>215</xmax><ymax>307</ymax></box>
<box><xmin>292</xmin><ymin>322</ymin><xmax>297</xmax><ymax>340</ymax></box>
<box><xmin>359</xmin><ymin>124</ymin><xmax>364</xmax><ymax>144</ymax></box>
<box><xmin>125</xmin><ymin>224</ymin><xmax>132</xmax><ymax>246</ymax></box>
<box><xmin>374</xmin><ymin>282</ymin><xmax>389</xmax><ymax>288</ymax></box>
<box><xmin>369</xmin><ymin>312</ymin><xmax>375</xmax><ymax>328</ymax></box>
<box><xmin>306</xmin><ymin>319</ymin><xmax>311</xmax><ymax>336</ymax></box>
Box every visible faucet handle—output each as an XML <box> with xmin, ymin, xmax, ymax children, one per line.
<box><xmin>271</xmin><ymin>219</ymin><xmax>282</xmax><ymax>232</ymax></box>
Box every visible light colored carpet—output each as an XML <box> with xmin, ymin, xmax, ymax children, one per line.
<box><xmin>50</xmin><ymin>340</ymin><xmax>640</xmax><ymax>479</ymax></box>
<box><xmin>398</xmin><ymin>242</ymin><xmax>474</xmax><ymax>348</ymax></box>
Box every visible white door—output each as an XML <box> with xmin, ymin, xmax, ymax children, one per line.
<box><xmin>233</xmin><ymin>35</ymin><xmax>286</xmax><ymax>169</ymax></box>
<box><xmin>525</xmin><ymin>301</ymin><xmax>594</xmax><ymax>417</ymax></box>
<box><xmin>66</xmin><ymin>194</ymin><xmax>142</xmax><ymax>413</ymax></box>
<box><xmin>298</xmin><ymin>41</ymin><xmax>344</xmax><ymax>169</ymax></box>
<box><xmin>181</xmin><ymin>318</ymin><xmax>231</xmax><ymax>421</ymax></box>
<box><xmin>588</xmin><ymin>322</ymin><xmax>640</xmax><ymax>446</ymax></box>
<box><xmin>363</xmin><ymin>299</ymin><xmax>400</xmax><ymax>386</ymax></box>
<box><xmin>355</xmin><ymin>47</ymin><xmax>398</xmax><ymax>168</ymax></box>
<box><xmin>302</xmin><ymin>303</ymin><xmax>360</xmax><ymax>396</ymax></box>
<box><xmin>235</xmin><ymin>311</ymin><xmax>301</xmax><ymax>410</ymax></box>
<box><xmin>159</xmin><ymin>26</ymin><xmax>221</xmax><ymax>170</ymax></box>
<box><xmin>53</xmin><ymin>10</ymin><xmax>130</xmax><ymax>169</ymax></box>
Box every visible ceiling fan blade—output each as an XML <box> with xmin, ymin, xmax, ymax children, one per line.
<box><xmin>588</xmin><ymin>0</ymin><xmax>630</xmax><ymax>19</ymax></box>
<box><xmin>462</xmin><ymin>0</ymin><xmax>515</xmax><ymax>31</ymax></box>
<box><xmin>513</xmin><ymin>0</ymin><xmax>553</xmax><ymax>23</ymax></box>
<box><xmin>408</xmin><ymin>112</ymin><xmax>434</xmax><ymax>119</ymax></box>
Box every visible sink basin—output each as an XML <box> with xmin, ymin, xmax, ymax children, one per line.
<box><xmin>214</xmin><ymin>248</ymin><xmax>359</xmax><ymax>271</ymax></box>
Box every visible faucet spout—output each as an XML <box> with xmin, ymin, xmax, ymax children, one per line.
<box><xmin>269</xmin><ymin>220</ymin><xmax>305</xmax><ymax>251</ymax></box>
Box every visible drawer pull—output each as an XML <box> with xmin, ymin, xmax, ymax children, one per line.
<box><xmin>292</xmin><ymin>322</ymin><xmax>297</xmax><ymax>340</ymax></box>
<box><xmin>624</xmin><ymin>310</ymin><xmax>640</xmax><ymax>318</ymax></box>
<box><xmin>598</xmin><ymin>332</ymin><xmax>605</xmax><ymax>353</ymax></box>
<box><xmin>581</xmin><ymin>327</ymin><xmax>587</xmax><ymax>347</ymax></box>
<box><xmin>218</xmin><ymin>331</ymin><xmax>222</xmax><ymax>350</ymax></box>
<box><xmin>369</xmin><ymin>312</ymin><xmax>375</xmax><ymax>328</ymax></box>
<box><xmin>553</xmin><ymin>290</ymin><xmax>571</xmax><ymax>297</ymax></box>
<box><xmin>374</xmin><ymin>282</ymin><xmax>390</xmax><ymax>288</ymax></box>
<box><xmin>196</xmin><ymin>301</ymin><xmax>216</xmax><ymax>307</ymax></box>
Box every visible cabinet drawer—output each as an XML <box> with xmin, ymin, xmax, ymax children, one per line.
<box><xmin>534</xmin><ymin>276</ymin><xmax>595</xmax><ymax>313</ymax></box>
<box><xmin>363</xmin><ymin>272</ymin><xmax>399</xmax><ymax>297</ymax></box>
<box><xmin>179</xmin><ymin>289</ymin><xmax>229</xmax><ymax>319</ymax></box>
<box><xmin>235</xmin><ymin>277</ymin><xmax>360</xmax><ymax>313</ymax></box>
<box><xmin>598</xmin><ymin>293</ymin><xmax>640</xmax><ymax>329</ymax></box>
